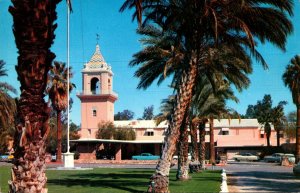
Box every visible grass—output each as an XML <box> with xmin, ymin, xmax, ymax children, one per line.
<box><xmin>0</xmin><ymin>166</ymin><xmax>221</xmax><ymax>193</ymax></box>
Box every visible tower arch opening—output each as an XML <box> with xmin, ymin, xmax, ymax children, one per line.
<box><xmin>91</xmin><ymin>77</ymin><xmax>101</xmax><ymax>94</ymax></box>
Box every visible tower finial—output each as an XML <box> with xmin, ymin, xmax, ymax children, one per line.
<box><xmin>96</xmin><ymin>33</ymin><xmax>100</xmax><ymax>44</ymax></box>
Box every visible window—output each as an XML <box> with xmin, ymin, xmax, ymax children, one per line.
<box><xmin>145</xmin><ymin>128</ymin><xmax>154</xmax><ymax>136</ymax></box>
<box><xmin>222</xmin><ymin>131</ymin><xmax>229</xmax><ymax>135</ymax></box>
<box><xmin>260</xmin><ymin>134</ymin><xmax>264</xmax><ymax>138</ymax></box>
<box><xmin>92</xmin><ymin>107</ymin><xmax>97</xmax><ymax>117</ymax></box>
<box><xmin>260</xmin><ymin>130</ymin><xmax>264</xmax><ymax>138</ymax></box>
<box><xmin>205</xmin><ymin>131</ymin><xmax>210</xmax><ymax>135</ymax></box>
<box><xmin>88</xmin><ymin>129</ymin><xmax>92</xmax><ymax>136</ymax></box>
<box><xmin>93</xmin><ymin>109</ymin><xmax>97</xmax><ymax>117</ymax></box>
<box><xmin>220</xmin><ymin>128</ymin><xmax>229</xmax><ymax>135</ymax></box>
<box><xmin>146</xmin><ymin>131</ymin><xmax>154</xmax><ymax>136</ymax></box>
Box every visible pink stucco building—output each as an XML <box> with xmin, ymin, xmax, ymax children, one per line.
<box><xmin>73</xmin><ymin>44</ymin><xmax>294</xmax><ymax>161</ymax></box>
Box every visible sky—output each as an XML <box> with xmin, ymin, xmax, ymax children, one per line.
<box><xmin>0</xmin><ymin>0</ymin><xmax>299</xmax><ymax>126</ymax></box>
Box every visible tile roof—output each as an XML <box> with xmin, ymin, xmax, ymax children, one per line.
<box><xmin>83</xmin><ymin>44</ymin><xmax>112</xmax><ymax>72</ymax></box>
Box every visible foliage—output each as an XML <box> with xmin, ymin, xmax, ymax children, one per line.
<box><xmin>47</xmin><ymin>61</ymin><xmax>76</xmax><ymax>112</ymax></box>
<box><xmin>284</xmin><ymin>122</ymin><xmax>296</xmax><ymax>139</ymax></box>
<box><xmin>283</xmin><ymin>55</ymin><xmax>300</xmax><ymax>162</ymax></box>
<box><xmin>282</xmin><ymin>55</ymin><xmax>300</xmax><ymax>106</ymax></box>
<box><xmin>245</xmin><ymin>94</ymin><xmax>287</xmax><ymax>146</ymax></box>
<box><xmin>0</xmin><ymin>60</ymin><xmax>17</xmax><ymax>131</ymax></box>
<box><xmin>287</xmin><ymin>111</ymin><xmax>297</xmax><ymax>123</ymax></box>
<box><xmin>113</xmin><ymin>129</ymin><xmax>136</xmax><ymax>140</ymax></box>
<box><xmin>46</xmin><ymin>115</ymin><xmax>80</xmax><ymax>154</ymax></box>
<box><xmin>0</xmin><ymin>60</ymin><xmax>17</xmax><ymax>153</ymax></box>
<box><xmin>141</xmin><ymin>105</ymin><xmax>154</xmax><ymax>120</ymax></box>
<box><xmin>114</xmin><ymin>109</ymin><xmax>135</xmax><ymax>120</ymax></box>
<box><xmin>96</xmin><ymin>121</ymin><xmax>136</xmax><ymax>140</ymax></box>
<box><xmin>73</xmin><ymin>151</ymin><xmax>80</xmax><ymax>160</ymax></box>
<box><xmin>96</xmin><ymin>122</ymin><xmax>116</xmax><ymax>139</ymax></box>
<box><xmin>244</xmin><ymin>105</ymin><xmax>256</xmax><ymax>118</ymax></box>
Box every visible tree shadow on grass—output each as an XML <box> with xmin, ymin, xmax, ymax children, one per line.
<box><xmin>47</xmin><ymin>170</ymin><xmax>152</xmax><ymax>192</ymax></box>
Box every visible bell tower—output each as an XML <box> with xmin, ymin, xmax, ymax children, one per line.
<box><xmin>77</xmin><ymin>44</ymin><xmax>118</xmax><ymax>138</ymax></box>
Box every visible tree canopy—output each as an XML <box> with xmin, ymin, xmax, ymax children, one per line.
<box><xmin>114</xmin><ymin>109</ymin><xmax>135</xmax><ymax>120</ymax></box>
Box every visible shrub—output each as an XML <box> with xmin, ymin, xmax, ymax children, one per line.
<box><xmin>73</xmin><ymin>151</ymin><xmax>80</xmax><ymax>160</ymax></box>
<box><xmin>96</xmin><ymin>121</ymin><xmax>136</xmax><ymax>140</ymax></box>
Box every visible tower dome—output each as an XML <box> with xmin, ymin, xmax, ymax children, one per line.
<box><xmin>83</xmin><ymin>44</ymin><xmax>112</xmax><ymax>73</ymax></box>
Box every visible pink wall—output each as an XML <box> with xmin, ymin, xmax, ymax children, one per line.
<box><xmin>205</xmin><ymin>127</ymin><xmax>292</xmax><ymax>147</ymax></box>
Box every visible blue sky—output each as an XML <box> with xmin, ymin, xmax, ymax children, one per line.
<box><xmin>0</xmin><ymin>0</ymin><xmax>299</xmax><ymax>126</ymax></box>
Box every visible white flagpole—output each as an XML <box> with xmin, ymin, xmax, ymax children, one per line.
<box><xmin>67</xmin><ymin>0</ymin><xmax>70</xmax><ymax>153</ymax></box>
<box><xmin>63</xmin><ymin>0</ymin><xmax>74</xmax><ymax>168</ymax></box>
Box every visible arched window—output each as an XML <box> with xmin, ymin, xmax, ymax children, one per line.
<box><xmin>91</xmin><ymin>77</ymin><xmax>100</xmax><ymax>94</ymax></box>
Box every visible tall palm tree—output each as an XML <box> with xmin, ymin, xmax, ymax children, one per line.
<box><xmin>190</xmin><ymin>117</ymin><xmax>200</xmax><ymax>171</ymax></box>
<box><xmin>122</xmin><ymin>1</ymin><xmax>293</xmax><ymax>192</ymax></box>
<box><xmin>8</xmin><ymin>0</ymin><xmax>61</xmax><ymax>191</ymax></box>
<box><xmin>272</xmin><ymin>101</ymin><xmax>287</xmax><ymax>147</ymax></box>
<box><xmin>194</xmin><ymin>84</ymin><xmax>238</xmax><ymax>166</ymax></box>
<box><xmin>283</xmin><ymin>55</ymin><xmax>300</xmax><ymax>163</ymax></box>
<box><xmin>176</xmin><ymin>112</ymin><xmax>190</xmax><ymax>180</ymax></box>
<box><xmin>0</xmin><ymin>60</ymin><xmax>17</xmax><ymax>154</ymax></box>
<box><xmin>198</xmin><ymin>118</ymin><xmax>208</xmax><ymax>170</ymax></box>
<box><xmin>47</xmin><ymin>61</ymin><xmax>75</xmax><ymax>162</ymax></box>
<box><xmin>0</xmin><ymin>60</ymin><xmax>17</xmax><ymax>130</ymax></box>
<box><xmin>254</xmin><ymin>95</ymin><xmax>287</xmax><ymax>147</ymax></box>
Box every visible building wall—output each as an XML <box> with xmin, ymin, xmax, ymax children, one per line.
<box><xmin>209</xmin><ymin>127</ymin><xmax>291</xmax><ymax>147</ymax></box>
<box><xmin>80</xmin><ymin>99</ymin><xmax>114</xmax><ymax>138</ymax></box>
<box><xmin>135</xmin><ymin>128</ymin><xmax>165</xmax><ymax>141</ymax></box>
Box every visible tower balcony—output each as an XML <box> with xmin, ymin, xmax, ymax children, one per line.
<box><xmin>77</xmin><ymin>90</ymin><xmax>118</xmax><ymax>96</ymax></box>
<box><xmin>76</xmin><ymin>90</ymin><xmax>118</xmax><ymax>102</ymax></box>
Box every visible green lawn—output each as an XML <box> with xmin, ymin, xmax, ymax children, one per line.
<box><xmin>0</xmin><ymin>166</ymin><xmax>221</xmax><ymax>193</ymax></box>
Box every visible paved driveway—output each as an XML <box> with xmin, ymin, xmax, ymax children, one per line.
<box><xmin>224</xmin><ymin>161</ymin><xmax>300</xmax><ymax>192</ymax></box>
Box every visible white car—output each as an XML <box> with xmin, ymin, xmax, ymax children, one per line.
<box><xmin>173</xmin><ymin>153</ymin><xmax>192</xmax><ymax>160</ymax></box>
<box><xmin>233</xmin><ymin>153</ymin><xmax>259</xmax><ymax>162</ymax></box>
<box><xmin>283</xmin><ymin>154</ymin><xmax>295</xmax><ymax>164</ymax></box>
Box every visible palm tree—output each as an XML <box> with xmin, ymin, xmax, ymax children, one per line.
<box><xmin>176</xmin><ymin>112</ymin><xmax>190</xmax><ymax>180</ymax></box>
<box><xmin>254</xmin><ymin>95</ymin><xmax>287</xmax><ymax>147</ymax></box>
<box><xmin>283</xmin><ymin>55</ymin><xmax>300</xmax><ymax>163</ymax></box>
<box><xmin>0</xmin><ymin>60</ymin><xmax>17</xmax><ymax>130</ymax></box>
<box><xmin>122</xmin><ymin>1</ymin><xmax>293</xmax><ymax>192</ymax></box>
<box><xmin>198</xmin><ymin>118</ymin><xmax>208</xmax><ymax>170</ymax></box>
<box><xmin>0</xmin><ymin>60</ymin><xmax>17</xmax><ymax>154</ymax></box>
<box><xmin>272</xmin><ymin>101</ymin><xmax>287</xmax><ymax>147</ymax></box>
<box><xmin>190</xmin><ymin>117</ymin><xmax>200</xmax><ymax>171</ymax></box>
<box><xmin>193</xmin><ymin>80</ymin><xmax>239</xmax><ymax>166</ymax></box>
<box><xmin>47</xmin><ymin>61</ymin><xmax>75</xmax><ymax>162</ymax></box>
<box><xmin>8</xmin><ymin>0</ymin><xmax>61</xmax><ymax>191</ymax></box>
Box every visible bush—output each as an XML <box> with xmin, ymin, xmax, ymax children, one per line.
<box><xmin>96</xmin><ymin>121</ymin><xmax>136</xmax><ymax>140</ymax></box>
<box><xmin>73</xmin><ymin>151</ymin><xmax>80</xmax><ymax>160</ymax></box>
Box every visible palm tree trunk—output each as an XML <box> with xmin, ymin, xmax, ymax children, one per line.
<box><xmin>177</xmin><ymin>113</ymin><xmax>190</xmax><ymax>180</ymax></box>
<box><xmin>296</xmin><ymin>106</ymin><xmax>300</xmax><ymax>163</ymax></box>
<box><xmin>147</xmin><ymin>62</ymin><xmax>197</xmax><ymax>193</ymax></box>
<box><xmin>189</xmin><ymin>119</ymin><xmax>200</xmax><ymax>172</ymax></box>
<box><xmin>56</xmin><ymin>110</ymin><xmax>62</xmax><ymax>162</ymax></box>
<box><xmin>266</xmin><ymin>135</ymin><xmax>270</xmax><ymax>146</ymax></box>
<box><xmin>199</xmin><ymin>122</ymin><xmax>206</xmax><ymax>170</ymax></box>
<box><xmin>265</xmin><ymin>123</ymin><xmax>271</xmax><ymax>147</ymax></box>
<box><xmin>209</xmin><ymin>117</ymin><xmax>215</xmax><ymax>164</ymax></box>
<box><xmin>276</xmin><ymin>127</ymin><xmax>280</xmax><ymax>147</ymax></box>
<box><xmin>8</xmin><ymin>0</ymin><xmax>60</xmax><ymax>192</ymax></box>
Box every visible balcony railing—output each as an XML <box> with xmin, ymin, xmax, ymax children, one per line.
<box><xmin>77</xmin><ymin>90</ymin><xmax>118</xmax><ymax>97</ymax></box>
